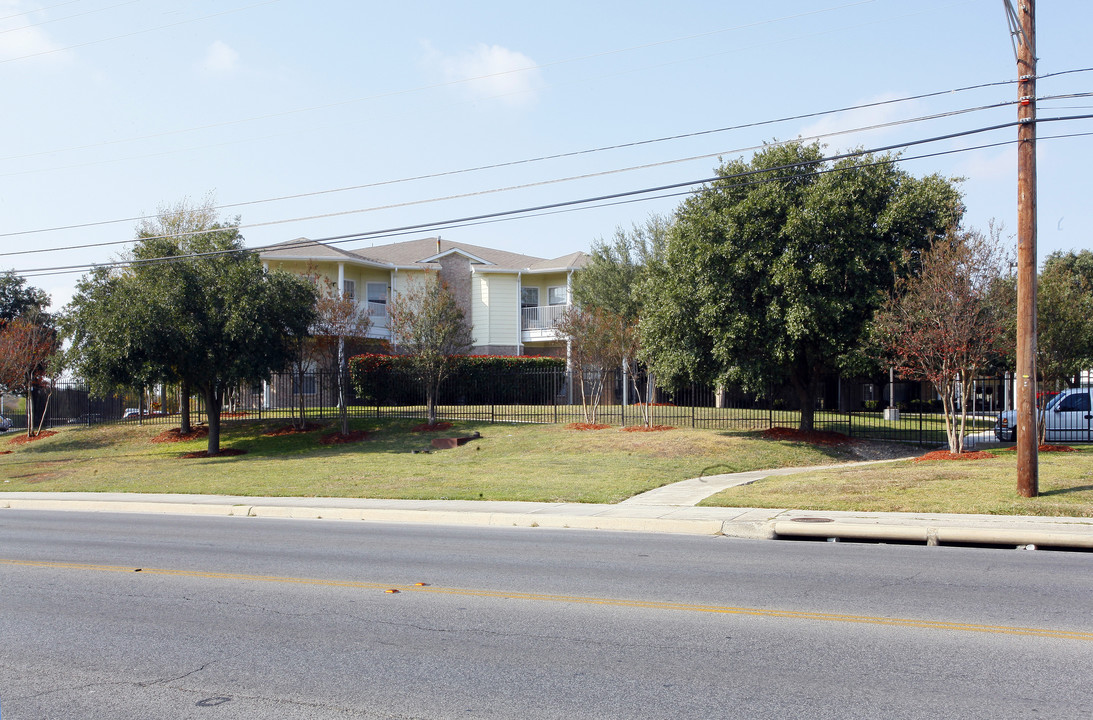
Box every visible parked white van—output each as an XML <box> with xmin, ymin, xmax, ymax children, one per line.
<box><xmin>995</xmin><ymin>387</ymin><xmax>1093</xmax><ymax>442</ymax></box>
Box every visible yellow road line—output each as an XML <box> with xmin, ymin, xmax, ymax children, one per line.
<box><xmin>5</xmin><ymin>558</ymin><xmax>1091</xmax><ymax>642</ymax></box>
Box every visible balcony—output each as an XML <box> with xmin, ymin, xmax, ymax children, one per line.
<box><xmin>521</xmin><ymin>304</ymin><xmax>567</xmax><ymax>340</ymax></box>
<box><xmin>366</xmin><ymin>301</ymin><xmax>388</xmax><ymax>326</ymax></box>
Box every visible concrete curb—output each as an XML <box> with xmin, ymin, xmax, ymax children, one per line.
<box><xmin>770</xmin><ymin>519</ymin><xmax>1093</xmax><ymax>549</ymax></box>
<box><xmin>3</xmin><ymin>494</ymin><xmax>1092</xmax><ymax>549</ymax></box>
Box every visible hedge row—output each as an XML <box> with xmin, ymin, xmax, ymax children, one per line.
<box><xmin>348</xmin><ymin>354</ymin><xmax>567</xmax><ymax>406</ymax></box>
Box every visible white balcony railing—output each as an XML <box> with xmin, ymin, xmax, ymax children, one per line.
<box><xmin>366</xmin><ymin>301</ymin><xmax>388</xmax><ymax>328</ymax></box>
<box><xmin>521</xmin><ymin>304</ymin><xmax>567</xmax><ymax>335</ymax></box>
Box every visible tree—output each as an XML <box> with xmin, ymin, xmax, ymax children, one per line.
<box><xmin>311</xmin><ymin>274</ymin><xmax>372</xmax><ymax>435</ymax></box>
<box><xmin>992</xmin><ymin>247</ymin><xmax>1093</xmax><ymax>443</ymax></box>
<box><xmin>873</xmin><ymin>227</ymin><xmax>1007</xmax><ymax>453</ymax></box>
<box><xmin>0</xmin><ymin>316</ymin><xmax>60</xmax><ymax>437</ymax></box>
<box><xmin>0</xmin><ymin>271</ymin><xmax>50</xmax><ymax>326</ymax></box>
<box><xmin>570</xmin><ymin>215</ymin><xmax>670</xmax><ymax>423</ymax></box>
<box><xmin>557</xmin><ymin>306</ymin><xmax>636</xmax><ymax>424</ymax></box>
<box><xmin>387</xmin><ymin>274</ymin><xmax>473</xmax><ymax>426</ymax></box>
<box><xmin>64</xmin><ymin>199</ymin><xmax>318</xmax><ymax>455</ymax></box>
<box><xmin>571</xmin><ymin>214</ymin><xmax>670</xmax><ymax>321</ymax></box>
<box><xmin>640</xmin><ymin>141</ymin><xmax>963</xmax><ymax>430</ymax></box>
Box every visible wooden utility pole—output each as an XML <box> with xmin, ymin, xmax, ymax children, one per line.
<box><xmin>1010</xmin><ymin>0</ymin><xmax>1038</xmax><ymax>496</ymax></box>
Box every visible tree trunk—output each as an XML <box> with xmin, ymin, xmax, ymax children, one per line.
<box><xmin>790</xmin><ymin>373</ymin><xmax>816</xmax><ymax>432</ymax></box>
<box><xmin>338</xmin><ymin>336</ymin><xmax>349</xmax><ymax>435</ymax></box>
<box><xmin>179</xmin><ymin>379</ymin><xmax>192</xmax><ymax>434</ymax></box>
<box><xmin>24</xmin><ymin>388</ymin><xmax>32</xmax><ymax>439</ymax></box>
<box><xmin>426</xmin><ymin>384</ymin><xmax>437</xmax><ymax>426</ymax></box>
<box><xmin>203</xmin><ymin>385</ymin><xmax>223</xmax><ymax>457</ymax></box>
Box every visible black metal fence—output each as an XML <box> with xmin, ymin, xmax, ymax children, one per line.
<box><xmin>5</xmin><ymin>368</ymin><xmax>1081</xmax><ymax>446</ymax></box>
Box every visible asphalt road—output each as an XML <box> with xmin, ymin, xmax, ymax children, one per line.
<box><xmin>2</xmin><ymin>511</ymin><xmax>1091</xmax><ymax>719</ymax></box>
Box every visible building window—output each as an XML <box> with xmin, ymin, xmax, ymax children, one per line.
<box><xmin>292</xmin><ymin>374</ymin><xmax>317</xmax><ymax>396</ymax></box>
<box><xmin>367</xmin><ymin>282</ymin><xmax>387</xmax><ymax>305</ymax></box>
<box><xmin>521</xmin><ymin>286</ymin><xmax>539</xmax><ymax>308</ymax></box>
<box><xmin>548</xmin><ymin>286</ymin><xmax>567</xmax><ymax>306</ymax></box>
<box><xmin>342</xmin><ymin>279</ymin><xmax>356</xmax><ymax>301</ymax></box>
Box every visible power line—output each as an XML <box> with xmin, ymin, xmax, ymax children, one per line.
<box><xmin>0</xmin><ymin>0</ymin><xmax>80</xmax><ymax>23</ymax></box>
<box><xmin>10</xmin><ymin>118</ymin><xmax>1049</xmax><ymax>276</ymax></box>
<box><xmin>1</xmin><ymin>0</ymin><xmax>876</xmax><ymax>163</ymax></box>
<box><xmin>0</xmin><ymin>98</ymin><xmax>1021</xmax><ymax>257</ymax></box>
<box><xmin>1</xmin><ymin>75</ymin><xmax>1036</xmax><ymax>246</ymax></box>
<box><xmin>0</xmin><ymin>0</ymin><xmax>282</xmax><ymax>65</ymax></box>
<box><xmin>0</xmin><ymin>0</ymin><xmax>142</xmax><ymax>36</ymax></box>
<box><xmin>18</xmin><ymin>126</ymin><xmax>1093</xmax><ymax>282</ymax></box>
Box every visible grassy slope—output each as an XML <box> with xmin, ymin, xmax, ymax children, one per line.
<box><xmin>701</xmin><ymin>448</ymin><xmax>1093</xmax><ymax>517</ymax></box>
<box><xmin>0</xmin><ymin>419</ymin><xmax>852</xmax><ymax>504</ymax></box>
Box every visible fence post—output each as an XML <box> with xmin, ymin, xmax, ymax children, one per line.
<box><xmin>691</xmin><ymin>383</ymin><xmax>696</xmax><ymax>428</ymax></box>
<box><xmin>553</xmin><ymin>376</ymin><xmax>558</xmax><ymax>424</ymax></box>
<box><xmin>768</xmin><ymin>382</ymin><xmax>773</xmax><ymax>430</ymax></box>
<box><xmin>620</xmin><ymin>370</ymin><xmax>626</xmax><ymax>427</ymax></box>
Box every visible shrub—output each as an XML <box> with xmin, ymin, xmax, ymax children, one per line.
<box><xmin>349</xmin><ymin>354</ymin><xmax>567</xmax><ymax>406</ymax></box>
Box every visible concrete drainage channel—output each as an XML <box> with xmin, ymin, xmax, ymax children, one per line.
<box><xmin>771</xmin><ymin>517</ymin><xmax>1093</xmax><ymax>552</ymax></box>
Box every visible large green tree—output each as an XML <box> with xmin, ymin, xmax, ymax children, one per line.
<box><xmin>640</xmin><ymin>141</ymin><xmax>963</xmax><ymax>430</ymax></box>
<box><xmin>65</xmin><ymin>200</ymin><xmax>317</xmax><ymax>455</ymax></box>
<box><xmin>0</xmin><ymin>270</ymin><xmax>50</xmax><ymax>326</ymax></box>
<box><xmin>571</xmin><ymin>214</ymin><xmax>671</xmax><ymax>321</ymax></box>
<box><xmin>993</xmin><ymin>248</ymin><xmax>1093</xmax><ymax>390</ymax></box>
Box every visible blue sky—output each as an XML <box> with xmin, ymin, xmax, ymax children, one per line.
<box><xmin>2</xmin><ymin>0</ymin><xmax>1091</xmax><ymax>310</ymax></box>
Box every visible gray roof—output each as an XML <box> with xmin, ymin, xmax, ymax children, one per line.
<box><xmin>260</xmin><ymin>235</ymin><xmax>588</xmax><ymax>273</ymax></box>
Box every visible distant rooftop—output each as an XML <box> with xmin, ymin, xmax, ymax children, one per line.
<box><xmin>261</xmin><ymin>236</ymin><xmax>588</xmax><ymax>272</ymax></box>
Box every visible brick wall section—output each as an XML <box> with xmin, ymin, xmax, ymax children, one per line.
<box><xmin>437</xmin><ymin>254</ymin><xmax>473</xmax><ymax>324</ymax></box>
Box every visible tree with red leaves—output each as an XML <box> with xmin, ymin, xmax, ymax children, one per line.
<box><xmin>873</xmin><ymin>226</ymin><xmax>1008</xmax><ymax>453</ymax></box>
<box><xmin>0</xmin><ymin>316</ymin><xmax>60</xmax><ymax>437</ymax></box>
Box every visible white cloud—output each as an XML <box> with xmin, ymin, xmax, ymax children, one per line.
<box><xmin>421</xmin><ymin>41</ymin><xmax>541</xmax><ymax>107</ymax></box>
<box><xmin>0</xmin><ymin>1</ymin><xmax>67</xmax><ymax>63</ymax></box>
<box><xmin>202</xmin><ymin>40</ymin><xmax>239</xmax><ymax>73</ymax></box>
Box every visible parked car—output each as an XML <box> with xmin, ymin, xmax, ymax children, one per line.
<box><xmin>122</xmin><ymin>409</ymin><xmax>165</xmax><ymax>419</ymax></box>
<box><xmin>67</xmin><ymin>413</ymin><xmax>104</xmax><ymax>425</ymax></box>
<box><xmin>995</xmin><ymin>388</ymin><xmax>1093</xmax><ymax>442</ymax></box>
<box><xmin>0</xmin><ymin>415</ymin><xmax>11</xmax><ymax>432</ymax></box>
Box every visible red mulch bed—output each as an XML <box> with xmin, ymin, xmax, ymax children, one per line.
<box><xmin>620</xmin><ymin>425</ymin><xmax>675</xmax><ymax>432</ymax></box>
<box><xmin>410</xmin><ymin>422</ymin><xmax>453</xmax><ymax>432</ymax></box>
<box><xmin>7</xmin><ymin>431</ymin><xmax>57</xmax><ymax>445</ymax></box>
<box><xmin>762</xmin><ymin>427</ymin><xmax>853</xmax><ymax>446</ymax></box>
<box><xmin>565</xmin><ymin>422</ymin><xmax>612</xmax><ymax>431</ymax></box>
<box><xmin>262</xmin><ymin>422</ymin><xmax>324</xmax><ymax>436</ymax></box>
<box><xmin>152</xmin><ymin>427</ymin><xmax>209</xmax><ymax>443</ymax></box>
<box><xmin>179</xmin><ymin>448</ymin><xmax>247</xmax><ymax>459</ymax></box>
<box><xmin>996</xmin><ymin>444</ymin><xmax>1077</xmax><ymax>453</ymax></box>
<box><xmin>0</xmin><ymin>450</ymin><xmax>11</xmax><ymax>455</ymax></box>
<box><xmin>319</xmin><ymin>430</ymin><xmax>370</xmax><ymax>445</ymax></box>
<box><xmin>913</xmin><ymin>450</ymin><xmax>996</xmax><ymax>462</ymax></box>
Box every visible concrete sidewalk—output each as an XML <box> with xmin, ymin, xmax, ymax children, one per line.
<box><xmin>3</xmin><ymin>487</ymin><xmax>1092</xmax><ymax>549</ymax></box>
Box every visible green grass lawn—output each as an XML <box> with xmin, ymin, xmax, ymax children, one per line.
<box><xmin>700</xmin><ymin>448</ymin><xmax>1093</xmax><ymax>517</ymax></box>
<box><xmin>0</xmin><ymin>418</ymin><xmax>855</xmax><ymax>504</ymax></box>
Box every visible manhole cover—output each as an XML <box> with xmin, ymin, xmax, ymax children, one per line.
<box><xmin>789</xmin><ymin>517</ymin><xmax>834</xmax><ymax>523</ymax></box>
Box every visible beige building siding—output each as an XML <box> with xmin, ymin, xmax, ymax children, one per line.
<box><xmin>471</xmin><ymin>274</ymin><xmax>489</xmax><ymax>345</ymax></box>
<box><xmin>485</xmin><ymin>273</ymin><xmax>519</xmax><ymax>347</ymax></box>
